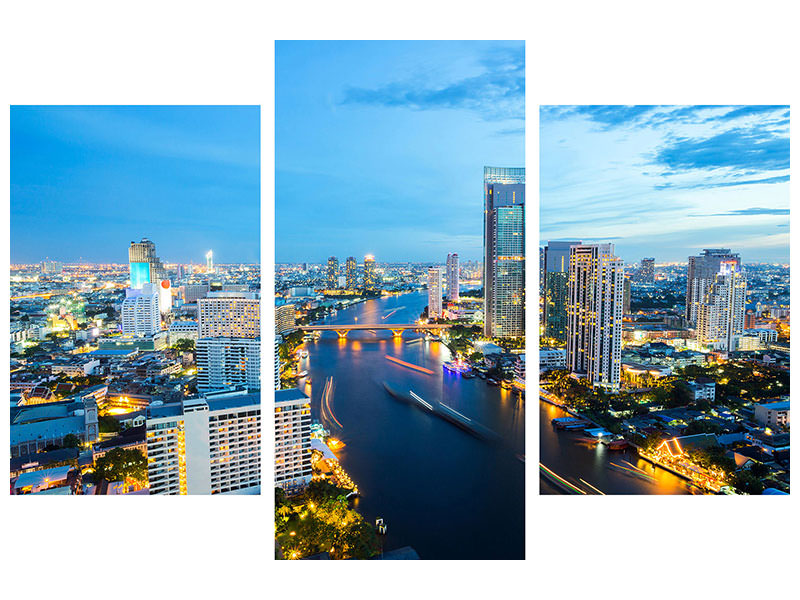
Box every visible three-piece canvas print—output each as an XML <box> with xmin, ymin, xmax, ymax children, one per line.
<box><xmin>8</xmin><ymin>41</ymin><xmax>790</xmax><ymax>560</ymax></box>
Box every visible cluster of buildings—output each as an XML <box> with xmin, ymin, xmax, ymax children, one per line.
<box><xmin>10</xmin><ymin>238</ymin><xmax>262</xmax><ymax>495</ymax></box>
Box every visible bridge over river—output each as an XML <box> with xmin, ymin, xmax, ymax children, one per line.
<box><xmin>299</xmin><ymin>323</ymin><xmax>451</xmax><ymax>338</ymax></box>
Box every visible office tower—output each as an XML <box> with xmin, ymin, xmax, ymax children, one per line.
<box><xmin>196</xmin><ymin>338</ymin><xmax>261</xmax><ymax>392</ymax></box>
<box><xmin>206</xmin><ymin>250</ymin><xmax>214</xmax><ymax>273</ymax></box>
<box><xmin>275</xmin><ymin>388</ymin><xmax>313</xmax><ymax>494</ymax></box>
<box><xmin>363</xmin><ymin>254</ymin><xmax>378</xmax><ymax>290</ymax></box>
<box><xmin>129</xmin><ymin>238</ymin><xmax>166</xmax><ymax>289</ymax></box>
<box><xmin>274</xmin><ymin>335</ymin><xmax>281</xmax><ymax>390</ymax></box>
<box><xmin>326</xmin><ymin>256</ymin><xmax>339</xmax><ymax>289</ymax></box>
<box><xmin>446</xmin><ymin>253</ymin><xmax>460</xmax><ymax>302</ymax></box>
<box><xmin>543</xmin><ymin>240</ymin><xmax>582</xmax><ymax>343</ymax></box>
<box><xmin>636</xmin><ymin>257</ymin><xmax>655</xmax><ymax>284</ymax></box>
<box><xmin>623</xmin><ymin>276</ymin><xmax>631</xmax><ymax>314</ymax></box>
<box><xmin>483</xmin><ymin>167</ymin><xmax>525</xmax><ymax>338</ymax></box>
<box><xmin>146</xmin><ymin>391</ymin><xmax>261</xmax><ymax>495</ymax></box>
<box><xmin>40</xmin><ymin>260</ymin><xmax>63</xmax><ymax>274</ymax></box>
<box><xmin>686</xmin><ymin>249</ymin><xmax>741</xmax><ymax>323</ymax></box>
<box><xmin>345</xmin><ymin>256</ymin><xmax>357</xmax><ymax>289</ymax></box>
<box><xmin>176</xmin><ymin>264</ymin><xmax>184</xmax><ymax>280</ymax></box>
<box><xmin>566</xmin><ymin>243</ymin><xmax>624</xmax><ymax>389</ymax></box>
<box><xmin>744</xmin><ymin>310</ymin><xmax>756</xmax><ymax>329</ymax></box>
<box><xmin>121</xmin><ymin>284</ymin><xmax>161</xmax><ymax>336</ymax></box>
<box><xmin>427</xmin><ymin>268</ymin><xmax>443</xmax><ymax>319</ymax></box>
<box><xmin>198</xmin><ymin>292</ymin><xmax>260</xmax><ymax>338</ymax></box>
<box><xmin>697</xmin><ymin>262</ymin><xmax>747</xmax><ymax>351</ymax></box>
<box><xmin>275</xmin><ymin>304</ymin><xmax>296</xmax><ymax>336</ymax></box>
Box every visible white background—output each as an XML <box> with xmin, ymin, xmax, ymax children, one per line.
<box><xmin>1</xmin><ymin>1</ymin><xmax>796</xmax><ymax>598</ymax></box>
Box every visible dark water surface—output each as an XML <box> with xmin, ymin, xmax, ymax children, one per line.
<box><xmin>299</xmin><ymin>291</ymin><xmax>525</xmax><ymax>559</ymax></box>
<box><xmin>539</xmin><ymin>400</ymin><xmax>695</xmax><ymax>495</ymax></box>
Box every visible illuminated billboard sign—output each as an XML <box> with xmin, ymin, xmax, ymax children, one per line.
<box><xmin>130</xmin><ymin>262</ymin><xmax>150</xmax><ymax>289</ymax></box>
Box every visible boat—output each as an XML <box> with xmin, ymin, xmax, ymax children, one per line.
<box><xmin>500</xmin><ymin>380</ymin><xmax>512</xmax><ymax>389</ymax></box>
<box><xmin>443</xmin><ymin>360</ymin><xmax>470</xmax><ymax>374</ymax></box>
<box><xmin>605</xmin><ymin>438</ymin><xmax>628</xmax><ymax>450</ymax></box>
<box><xmin>297</xmin><ymin>370</ymin><xmax>308</xmax><ymax>378</ymax></box>
<box><xmin>300</xmin><ymin>350</ymin><xmax>309</xmax><ymax>359</ymax></box>
<box><xmin>487</xmin><ymin>378</ymin><xmax>499</xmax><ymax>386</ymax></box>
<box><xmin>461</xmin><ymin>371</ymin><xmax>475</xmax><ymax>379</ymax></box>
<box><xmin>476</xmin><ymin>372</ymin><xmax>487</xmax><ymax>379</ymax></box>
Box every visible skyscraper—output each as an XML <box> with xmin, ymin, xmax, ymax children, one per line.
<box><xmin>197</xmin><ymin>292</ymin><xmax>261</xmax><ymax>393</ymax></box>
<box><xmin>275</xmin><ymin>304</ymin><xmax>296</xmax><ymax>336</ymax></box>
<box><xmin>686</xmin><ymin>249</ymin><xmax>741</xmax><ymax>323</ymax></box>
<box><xmin>446</xmin><ymin>253</ymin><xmax>460</xmax><ymax>302</ymax></box>
<box><xmin>363</xmin><ymin>254</ymin><xmax>378</xmax><ymax>291</ymax></box>
<box><xmin>623</xmin><ymin>276</ymin><xmax>632</xmax><ymax>315</ymax></box>
<box><xmin>697</xmin><ymin>261</ymin><xmax>747</xmax><ymax>351</ymax></box>
<box><xmin>206</xmin><ymin>250</ymin><xmax>214</xmax><ymax>274</ymax></box>
<box><xmin>275</xmin><ymin>388</ymin><xmax>312</xmax><ymax>494</ymax></box>
<box><xmin>146</xmin><ymin>391</ymin><xmax>261</xmax><ymax>495</ymax></box>
<box><xmin>345</xmin><ymin>256</ymin><xmax>357</xmax><ymax>290</ymax></box>
<box><xmin>121</xmin><ymin>284</ymin><xmax>161</xmax><ymax>336</ymax></box>
<box><xmin>129</xmin><ymin>238</ymin><xmax>166</xmax><ymax>289</ymax></box>
<box><xmin>483</xmin><ymin>166</ymin><xmax>525</xmax><ymax>338</ymax></box>
<box><xmin>543</xmin><ymin>240</ymin><xmax>582</xmax><ymax>343</ymax></box>
<box><xmin>566</xmin><ymin>243</ymin><xmax>624</xmax><ymax>390</ymax></box>
<box><xmin>326</xmin><ymin>256</ymin><xmax>339</xmax><ymax>289</ymax></box>
<box><xmin>636</xmin><ymin>257</ymin><xmax>655</xmax><ymax>284</ymax></box>
<box><xmin>427</xmin><ymin>267</ymin><xmax>443</xmax><ymax>319</ymax></box>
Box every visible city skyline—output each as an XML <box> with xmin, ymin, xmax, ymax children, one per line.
<box><xmin>11</xmin><ymin>105</ymin><xmax>260</xmax><ymax>264</ymax></box>
<box><xmin>540</xmin><ymin>105</ymin><xmax>790</xmax><ymax>263</ymax></box>
<box><xmin>276</xmin><ymin>40</ymin><xmax>524</xmax><ymax>263</ymax></box>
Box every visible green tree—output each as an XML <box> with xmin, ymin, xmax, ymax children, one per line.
<box><xmin>172</xmin><ymin>338</ymin><xmax>195</xmax><ymax>352</ymax></box>
<box><xmin>94</xmin><ymin>448</ymin><xmax>147</xmax><ymax>484</ymax></box>
<box><xmin>62</xmin><ymin>434</ymin><xmax>82</xmax><ymax>449</ymax></box>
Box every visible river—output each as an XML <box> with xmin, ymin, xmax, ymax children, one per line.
<box><xmin>298</xmin><ymin>290</ymin><xmax>525</xmax><ymax>559</ymax></box>
<box><xmin>539</xmin><ymin>400</ymin><xmax>696</xmax><ymax>495</ymax></box>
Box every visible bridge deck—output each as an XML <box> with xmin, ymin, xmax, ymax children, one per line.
<box><xmin>299</xmin><ymin>323</ymin><xmax>450</xmax><ymax>331</ymax></box>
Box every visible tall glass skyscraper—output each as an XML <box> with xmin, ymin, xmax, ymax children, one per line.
<box><xmin>363</xmin><ymin>254</ymin><xmax>378</xmax><ymax>290</ymax></box>
<box><xmin>326</xmin><ymin>256</ymin><xmax>339</xmax><ymax>289</ymax></box>
<box><xmin>686</xmin><ymin>249</ymin><xmax>741</xmax><ymax>323</ymax></box>
<box><xmin>345</xmin><ymin>256</ymin><xmax>357</xmax><ymax>290</ymax></box>
<box><xmin>543</xmin><ymin>240</ymin><xmax>582</xmax><ymax>343</ymax></box>
<box><xmin>483</xmin><ymin>167</ymin><xmax>525</xmax><ymax>338</ymax></box>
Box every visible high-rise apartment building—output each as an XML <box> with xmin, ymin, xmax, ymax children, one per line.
<box><xmin>566</xmin><ymin>243</ymin><xmax>624</xmax><ymax>390</ymax></box>
<box><xmin>326</xmin><ymin>256</ymin><xmax>339</xmax><ymax>289</ymax></box>
<box><xmin>427</xmin><ymin>268</ymin><xmax>443</xmax><ymax>319</ymax></box>
<box><xmin>363</xmin><ymin>254</ymin><xmax>378</xmax><ymax>290</ymax></box>
<box><xmin>129</xmin><ymin>238</ymin><xmax>166</xmax><ymax>289</ymax></box>
<box><xmin>196</xmin><ymin>338</ymin><xmax>261</xmax><ymax>392</ymax></box>
<box><xmin>623</xmin><ymin>276</ymin><xmax>632</xmax><ymax>314</ymax></box>
<box><xmin>636</xmin><ymin>257</ymin><xmax>655</xmax><ymax>284</ymax></box>
<box><xmin>543</xmin><ymin>240</ymin><xmax>582</xmax><ymax>343</ymax></box>
<box><xmin>686</xmin><ymin>249</ymin><xmax>741</xmax><ymax>323</ymax></box>
<box><xmin>275</xmin><ymin>388</ymin><xmax>312</xmax><ymax>494</ymax></box>
<box><xmin>274</xmin><ymin>336</ymin><xmax>281</xmax><ymax>390</ymax></box>
<box><xmin>146</xmin><ymin>391</ymin><xmax>261</xmax><ymax>495</ymax></box>
<box><xmin>345</xmin><ymin>256</ymin><xmax>357</xmax><ymax>290</ymax></box>
<box><xmin>198</xmin><ymin>292</ymin><xmax>260</xmax><ymax>339</ymax></box>
<box><xmin>697</xmin><ymin>262</ymin><xmax>747</xmax><ymax>351</ymax></box>
<box><xmin>483</xmin><ymin>166</ymin><xmax>525</xmax><ymax>338</ymax></box>
<box><xmin>121</xmin><ymin>284</ymin><xmax>161</xmax><ymax>336</ymax></box>
<box><xmin>206</xmin><ymin>250</ymin><xmax>214</xmax><ymax>273</ymax></box>
<box><xmin>275</xmin><ymin>304</ymin><xmax>296</xmax><ymax>336</ymax></box>
<box><xmin>40</xmin><ymin>260</ymin><xmax>63</xmax><ymax>274</ymax></box>
<box><xmin>446</xmin><ymin>253</ymin><xmax>460</xmax><ymax>302</ymax></box>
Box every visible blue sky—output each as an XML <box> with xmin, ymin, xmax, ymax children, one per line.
<box><xmin>540</xmin><ymin>105</ymin><xmax>790</xmax><ymax>263</ymax></box>
<box><xmin>11</xmin><ymin>105</ymin><xmax>260</xmax><ymax>264</ymax></box>
<box><xmin>276</xmin><ymin>40</ymin><xmax>524</xmax><ymax>263</ymax></box>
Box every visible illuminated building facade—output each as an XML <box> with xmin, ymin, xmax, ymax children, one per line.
<box><xmin>483</xmin><ymin>166</ymin><xmax>525</xmax><ymax>338</ymax></box>
<box><xmin>427</xmin><ymin>267</ymin><xmax>443</xmax><ymax>318</ymax></box>
<box><xmin>206</xmin><ymin>250</ymin><xmax>214</xmax><ymax>273</ymax></box>
<box><xmin>275</xmin><ymin>388</ymin><xmax>312</xmax><ymax>494</ymax></box>
<box><xmin>146</xmin><ymin>391</ymin><xmax>261</xmax><ymax>495</ymax></box>
<box><xmin>326</xmin><ymin>256</ymin><xmax>339</xmax><ymax>289</ymax></box>
<box><xmin>40</xmin><ymin>260</ymin><xmax>63</xmax><ymax>274</ymax></box>
<box><xmin>198</xmin><ymin>292</ymin><xmax>260</xmax><ymax>338</ymax></box>
<box><xmin>566</xmin><ymin>243</ymin><xmax>624</xmax><ymax>390</ymax></box>
<box><xmin>446</xmin><ymin>253</ymin><xmax>459</xmax><ymax>302</ymax></box>
<box><xmin>696</xmin><ymin>262</ymin><xmax>746</xmax><ymax>351</ymax></box>
<box><xmin>623</xmin><ymin>276</ymin><xmax>631</xmax><ymax>314</ymax></box>
<box><xmin>275</xmin><ymin>304</ymin><xmax>296</xmax><ymax>336</ymax></box>
<box><xmin>345</xmin><ymin>256</ymin><xmax>357</xmax><ymax>289</ymax></box>
<box><xmin>129</xmin><ymin>238</ymin><xmax>166</xmax><ymax>288</ymax></box>
<box><xmin>543</xmin><ymin>240</ymin><xmax>581</xmax><ymax>343</ymax></box>
<box><xmin>686</xmin><ymin>249</ymin><xmax>740</xmax><ymax>323</ymax></box>
<box><xmin>363</xmin><ymin>254</ymin><xmax>378</xmax><ymax>290</ymax></box>
<box><xmin>635</xmin><ymin>257</ymin><xmax>655</xmax><ymax>284</ymax></box>
<box><xmin>121</xmin><ymin>284</ymin><xmax>161</xmax><ymax>336</ymax></box>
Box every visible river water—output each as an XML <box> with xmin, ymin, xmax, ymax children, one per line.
<box><xmin>299</xmin><ymin>290</ymin><xmax>525</xmax><ymax>559</ymax></box>
<box><xmin>539</xmin><ymin>400</ymin><xmax>696</xmax><ymax>495</ymax></box>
